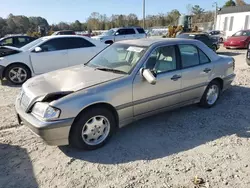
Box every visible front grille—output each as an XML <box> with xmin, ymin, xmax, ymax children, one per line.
<box><xmin>20</xmin><ymin>92</ymin><xmax>31</xmax><ymax>110</ymax></box>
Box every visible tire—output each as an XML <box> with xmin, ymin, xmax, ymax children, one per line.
<box><xmin>199</xmin><ymin>80</ymin><xmax>221</xmax><ymax>108</ymax></box>
<box><xmin>212</xmin><ymin>44</ymin><xmax>217</xmax><ymax>52</ymax></box>
<box><xmin>5</xmin><ymin>64</ymin><xmax>31</xmax><ymax>85</ymax></box>
<box><xmin>69</xmin><ymin>107</ymin><xmax>116</xmax><ymax>150</ymax></box>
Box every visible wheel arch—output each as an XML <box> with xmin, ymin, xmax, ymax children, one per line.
<box><xmin>69</xmin><ymin>102</ymin><xmax>119</xmax><ymax>136</ymax></box>
<box><xmin>210</xmin><ymin>77</ymin><xmax>224</xmax><ymax>90</ymax></box>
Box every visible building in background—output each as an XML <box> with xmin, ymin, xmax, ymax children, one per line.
<box><xmin>216</xmin><ymin>5</ymin><xmax>250</xmax><ymax>39</ymax></box>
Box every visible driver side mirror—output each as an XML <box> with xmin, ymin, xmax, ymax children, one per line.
<box><xmin>34</xmin><ymin>47</ymin><xmax>42</xmax><ymax>53</ymax></box>
<box><xmin>140</xmin><ymin>68</ymin><xmax>156</xmax><ymax>85</ymax></box>
<box><xmin>115</xmin><ymin>32</ymin><xmax>119</xmax><ymax>36</ymax></box>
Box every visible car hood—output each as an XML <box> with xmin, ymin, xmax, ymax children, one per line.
<box><xmin>0</xmin><ymin>46</ymin><xmax>23</xmax><ymax>57</ymax></box>
<box><xmin>227</xmin><ymin>36</ymin><xmax>248</xmax><ymax>42</ymax></box>
<box><xmin>23</xmin><ymin>65</ymin><xmax>125</xmax><ymax>99</ymax></box>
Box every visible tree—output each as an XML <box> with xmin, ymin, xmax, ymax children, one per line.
<box><xmin>223</xmin><ymin>0</ymin><xmax>236</xmax><ymax>7</ymax></box>
<box><xmin>236</xmin><ymin>0</ymin><xmax>247</xmax><ymax>5</ymax></box>
<box><xmin>192</xmin><ymin>5</ymin><xmax>205</xmax><ymax>15</ymax></box>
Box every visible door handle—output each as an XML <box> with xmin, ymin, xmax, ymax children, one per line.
<box><xmin>171</xmin><ymin>75</ymin><xmax>182</xmax><ymax>81</ymax></box>
<box><xmin>203</xmin><ymin>68</ymin><xmax>211</xmax><ymax>73</ymax></box>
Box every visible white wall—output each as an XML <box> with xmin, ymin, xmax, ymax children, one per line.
<box><xmin>216</xmin><ymin>11</ymin><xmax>250</xmax><ymax>38</ymax></box>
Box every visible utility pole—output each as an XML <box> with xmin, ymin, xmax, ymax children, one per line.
<box><xmin>213</xmin><ymin>2</ymin><xmax>218</xmax><ymax>30</ymax></box>
<box><xmin>143</xmin><ymin>0</ymin><xmax>145</xmax><ymax>29</ymax></box>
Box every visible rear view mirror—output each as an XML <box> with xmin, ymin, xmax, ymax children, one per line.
<box><xmin>34</xmin><ymin>47</ymin><xmax>42</xmax><ymax>52</ymax></box>
<box><xmin>140</xmin><ymin>68</ymin><xmax>156</xmax><ymax>85</ymax></box>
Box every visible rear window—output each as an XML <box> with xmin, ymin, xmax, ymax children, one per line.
<box><xmin>136</xmin><ymin>28</ymin><xmax>145</xmax><ymax>34</ymax></box>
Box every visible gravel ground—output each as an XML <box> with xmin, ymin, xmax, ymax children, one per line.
<box><xmin>0</xmin><ymin>47</ymin><xmax>250</xmax><ymax>188</ymax></box>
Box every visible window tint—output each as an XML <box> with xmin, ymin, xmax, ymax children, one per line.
<box><xmin>146</xmin><ymin>46</ymin><xmax>177</xmax><ymax>73</ymax></box>
<box><xmin>136</xmin><ymin>28</ymin><xmax>145</xmax><ymax>34</ymax></box>
<box><xmin>67</xmin><ymin>37</ymin><xmax>95</xmax><ymax>49</ymax></box>
<box><xmin>2</xmin><ymin>38</ymin><xmax>13</xmax><ymax>46</ymax></box>
<box><xmin>39</xmin><ymin>38</ymin><xmax>68</xmax><ymax>52</ymax></box>
<box><xmin>199</xmin><ymin>49</ymin><xmax>210</xmax><ymax>64</ymax></box>
<box><xmin>179</xmin><ymin>45</ymin><xmax>199</xmax><ymax>68</ymax></box>
<box><xmin>116</xmin><ymin>29</ymin><xmax>127</xmax><ymax>35</ymax></box>
<box><xmin>126</xmin><ymin>29</ymin><xmax>136</xmax><ymax>34</ymax></box>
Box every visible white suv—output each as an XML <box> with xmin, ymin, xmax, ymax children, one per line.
<box><xmin>92</xmin><ymin>27</ymin><xmax>147</xmax><ymax>44</ymax></box>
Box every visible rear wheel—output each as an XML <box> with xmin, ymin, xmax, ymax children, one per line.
<box><xmin>69</xmin><ymin>107</ymin><xmax>116</xmax><ymax>150</ymax></box>
<box><xmin>5</xmin><ymin>64</ymin><xmax>31</xmax><ymax>85</ymax></box>
<box><xmin>199</xmin><ymin>80</ymin><xmax>221</xmax><ymax>108</ymax></box>
<box><xmin>212</xmin><ymin>44</ymin><xmax>217</xmax><ymax>52</ymax></box>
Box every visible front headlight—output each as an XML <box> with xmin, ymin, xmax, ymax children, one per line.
<box><xmin>32</xmin><ymin>102</ymin><xmax>60</xmax><ymax>121</ymax></box>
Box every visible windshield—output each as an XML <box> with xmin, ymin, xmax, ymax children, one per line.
<box><xmin>232</xmin><ymin>31</ymin><xmax>250</xmax><ymax>37</ymax></box>
<box><xmin>176</xmin><ymin>34</ymin><xmax>195</xmax><ymax>39</ymax></box>
<box><xmin>21</xmin><ymin>38</ymin><xmax>45</xmax><ymax>51</ymax></box>
<box><xmin>86</xmin><ymin>43</ymin><xmax>147</xmax><ymax>74</ymax></box>
<box><xmin>102</xmin><ymin>29</ymin><xmax>116</xmax><ymax>36</ymax></box>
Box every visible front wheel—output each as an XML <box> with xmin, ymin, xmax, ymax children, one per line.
<box><xmin>199</xmin><ymin>81</ymin><xmax>221</xmax><ymax>108</ymax></box>
<box><xmin>69</xmin><ymin>108</ymin><xmax>116</xmax><ymax>150</ymax></box>
<box><xmin>5</xmin><ymin>64</ymin><xmax>31</xmax><ymax>85</ymax></box>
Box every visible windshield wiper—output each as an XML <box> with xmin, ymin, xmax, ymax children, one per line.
<box><xmin>95</xmin><ymin>67</ymin><xmax>127</xmax><ymax>74</ymax></box>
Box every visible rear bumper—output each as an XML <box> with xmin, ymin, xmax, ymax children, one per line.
<box><xmin>223</xmin><ymin>74</ymin><xmax>236</xmax><ymax>91</ymax></box>
<box><xmin>0</xmin><ymin>65</ymin><xmax>5</xmax><ymax>80</ymax></box>
<box><xmin>15</xmin><ymin>100</ymin><xmax>74</xmax><ymax>146</ymax></box>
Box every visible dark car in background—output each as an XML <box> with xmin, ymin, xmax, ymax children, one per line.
<box><xmin>0</xmin><ymin>35</ymin><xmax>36</xmax><ymax>48</ymax></box>
<box><xmin>207</xmin><ymin>30</ymin><xmax>225</xmax><ymax>43</ymax></box>
<box><xmin>224</xmin><ymin>30</ymin><xmax>250</xmax><ymax>49</ymax></box>
<box><xmin>176</xmin><ymin>33</ymin><xmax>220</xmax><ymax>52</ymax></box>
<box><xmin>52</xmin><ymin>30</ymin><xmax>76</xmax><ymax>35</ymax></box>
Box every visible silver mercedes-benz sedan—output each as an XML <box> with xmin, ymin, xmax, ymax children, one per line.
<box><xmin>15</xmin><ymin>38</ymin><xmax>236</xmax><ymax>150</ymax></box>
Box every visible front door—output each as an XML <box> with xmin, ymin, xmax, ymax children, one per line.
<box><xmin>178</xmin><ymin>44</ymin><xmax>214</xmax><ymax>102</ymax></box>
<box><xmin>30</xmin><ymin>38</ymin><xmax>69</xmax><ymax>74</ymax></box>
<box><xmin>133</xmin><ymin>45</ymin><xmax>182</xmax><ymax>116</ymax></box>
<box><xmin>114</xmin><ymin>29</ymin><xmax>127</xmax><ymax>42</ymax></box>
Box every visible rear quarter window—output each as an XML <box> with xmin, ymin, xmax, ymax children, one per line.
<box><xmin>136</xmin><ymin>28</ymin><xmax>145</xmax><ymax>34</ymax></box>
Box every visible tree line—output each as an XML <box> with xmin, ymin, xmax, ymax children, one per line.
<box><xmin>0</xmin><ymin>0</ymin><xmax>248</xmax><ymax>37</ymax></box>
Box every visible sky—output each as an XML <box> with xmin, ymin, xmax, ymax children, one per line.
<box><xmin>1</xmin><ymin>0</ymin><xmax>250</xmax><ymax>24</ymax></box>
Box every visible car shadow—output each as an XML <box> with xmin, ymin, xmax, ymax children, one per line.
<box><xmin>60</xmin><ymin>85</ymin><xmax>250</xmax><ymax>164</ymax></box>
<box><xmin>1</xmin><ymin>79</ymin><xmax>21</xmax><ymax>88</ymax></box>
<box><xmin>0</xmin><ymin>144</ymin><xmax>38</xmax><ymax>188</ymax></box>
<box><xmin>217</xmin><ymin>51</ymin><xmax>245</xmax><ymax>56</ymax></box>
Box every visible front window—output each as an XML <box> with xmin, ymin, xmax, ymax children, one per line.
<box><xmin>102</xmin><ymin>29</ymin><xmax>116</xmax><ymax>36</ymax></box>
<box><xmin>21</xmin><ymin>38</ymin><xmax>45</xmax><ymax>51</ymax></box>
<box><xmin>86</xmin><ymin>43</ymin><xmax>147</xmax><ymax>74</ymax></box>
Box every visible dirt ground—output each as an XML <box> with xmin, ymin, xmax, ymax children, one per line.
<box><xmin>0</xmin><ymin>47</ymin><xmax>250</xmax><ymax>188</ymax></box>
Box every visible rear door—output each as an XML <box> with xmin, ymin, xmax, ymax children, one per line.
<box><xmin>136</xmin><ymin>28</ymin><xmax>147</xmax><ymax>38</ymax></box>
<box><xmin>67</xmin><ymin>37</ymin><xmax>98</xmax><ymax>66</ymax></box>
<box><xmin>125</xmin><ymin>28</ymin><xmax>137</xmax><ymax>40</ymax></box>
<box><xmin>178</xmin><ymin>44</ymin><xmax>213</xmax><ymax>102</ymax></box>
<box><xmin>196</xmin><ymin>35</ymin><xmax>213</xmax><ymax>48</ymax></box>
<box><xmin>30</xmin><ymin>38</ymin><xmax>69</xmax><ymax>74</ymax></box>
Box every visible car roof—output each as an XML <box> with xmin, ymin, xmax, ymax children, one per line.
<box><xmin>41</xmin><ymin>35</ymin><xmax>87</xmax><ymax>40</ymax></box>
<box><xmin>116</xmin><ymin>38</ymin><xmax>195</xmax><ymax>47</ymax></box>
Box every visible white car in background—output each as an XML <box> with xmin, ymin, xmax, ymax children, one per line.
<box><xmin>91</xmin><ymin>27</ymin><xmax>147</xmax><ymax>44</ymax></box>
<box><xmin>0</xmin><ymin>35</ymin><xmax>107</xmax><ymax>84</ymax></box>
